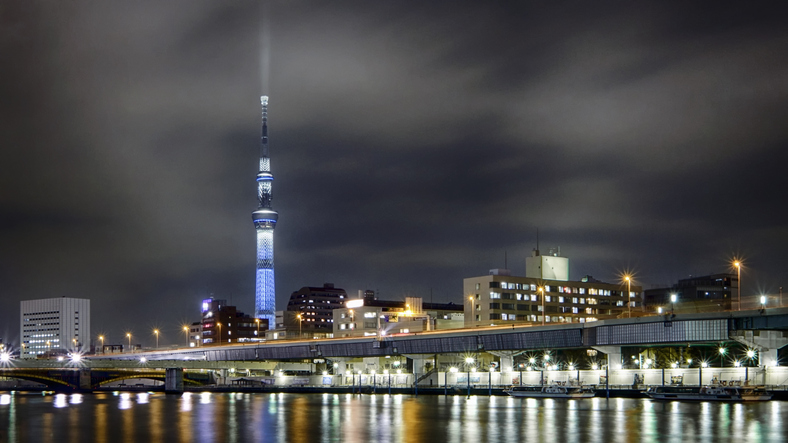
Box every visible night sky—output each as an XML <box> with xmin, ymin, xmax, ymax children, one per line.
<box><xmin>2</xmin><ymin>2</ymin><xmax>786</xmax><ymax>347</ymax></box>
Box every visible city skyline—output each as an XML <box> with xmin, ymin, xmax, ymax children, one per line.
<box><xmin>1</xmin><ymin>2</ymin><xmax>786</xmax><ymax>347</ymax></box>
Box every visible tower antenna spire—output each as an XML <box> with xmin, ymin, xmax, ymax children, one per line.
<box><xmin>252</xmin><ymin>95</ymin><xmax>278</xmax><ymax>328</ymax></box>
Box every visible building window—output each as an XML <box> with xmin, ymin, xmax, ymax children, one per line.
<box><xmin>490</xmin><ymin>314</ymin><xmax>501</xmax><ymax>320</ymax></box>
<box><xmin>490</xmin><ymin>303</ymin><xmax>500</xmax><ymax>309</ymax></box>
<box><xmin>490</xmin><ymin>292</ymin><xmax>501</xmax><ymax>299</ymax></box>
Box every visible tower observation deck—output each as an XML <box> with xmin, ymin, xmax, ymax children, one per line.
<box><xmin>252</xmin><ymin>96</ymin><xmax>278</xmax><ymax>328</ymax></box>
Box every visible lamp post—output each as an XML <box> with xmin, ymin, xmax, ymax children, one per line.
<box><xmin>468</xmin><ymin>296</ymin><xmax>475</xmax><ymax>327</ymax></box>
<box><xmin>99</xmin><ymin>335</ymin><xmax>104</xmax><ymax>354</ymax></box>
<box><xmin>538</xmin><ymin>287</ymin><xmax>545</xmax><ymax>326</ymax></box>
<box><xmin>465</xmin><ymin>357</ymin><xmax>474</xmax><ymax>397</ymax></box>
<box><xmin>183</xmin><ymin>326</ymin><xmax>190</xmax><ymax>347</ymax></box>
<box><xmin>46</xmin><ymin>340</ymin><xmax>51</xmax><ymax>356</ymax></box>
<box><xmin>670</xmin><ymin>294</ymin><xmax>677</xmax><ymax>316</ymax></box>
<box><xmin>217</xmin><ymin>322</ymin><xmax>222</xmax><ymax>345</ymax></box>
<box><xmin>255</xmin><ymin>318</ymin><xmax>260</xmax><ymax>340</ymax></box>
<box><xmin>624</xmin><ymin>276</ymin><xmax>632</xmax><ymax>318</ymax></box>
<box><xmin>154</xmin><ymin>329</ymin><xmax>159</xmax><ymax>349</ymax></box>
<box><xmin>297</xmin><ymin>314</ymin><xmax>303</xmax><ymax>339</ymax></box>
<box><xmin>760</xmin><ymin>295</ymin><xmax>766</xmax><ymax>313</ymax></box>
<box><xmin>126</xmin><ymin>333</ymin><xmax>132</xmax><ymax>353</ymax></box>
<box><xmin>72</xmin><ymin>338</ymin><xmax>77</xmax><ymax>350</ymax></box>
<box><xmin>733</xmin><ymin>260</ymin><xmax>742</xmax><ymax>311</ymax></box>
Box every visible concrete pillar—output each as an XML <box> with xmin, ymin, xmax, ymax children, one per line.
<box><xmin>760</xmin><ymin>349</ymin><xmax>779</xmax><ymax>367</ymax></box>
<box><xmin>593</xmin><ymin>346</ymin><xmax>622</xmax><ymax>369</ymax></box>
<box><xmin>79</xmin><ymin>369</ymin><xmax>92</xmax><ymax>390</ymax></box>
<box><xmin>165</xmin><ymin>368</ymin><xmax>184</xmax><ymax>394</ymax></box>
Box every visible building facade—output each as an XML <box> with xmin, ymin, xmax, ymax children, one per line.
<box><xmin>286</xmin><ymin>283</ymin><xmax>347</xmax><ymax>338</ymax></box>
<box><xmin>333</xmin><ymin>295</ymin><xmax>464</xmax><ymax>338</ymax></box>
<box><xmin>200</xmin><ymin>299</ymin><xmax>267</xmax><ymax>345</ymax></box>
<box><xmin>252</xmin><ymin>96</ymin><xmax>278</xmax><ymax>328</ymax></box>
<box><xmin>463</xmin><ymin>273</ymin><xmax>641</xmax><ymax>327</ymax></box>
<box><xmin>19</xmin><ymin>297</ymin><xmax>90</xmax><ymax>358</ymax></box>
<box><xmin>643</xmin><ymin>273</ymin><xmax>737</xmax><ymax>312</ymax></box>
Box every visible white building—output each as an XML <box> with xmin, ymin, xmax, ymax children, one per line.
<box><xmin>20</xmin><ymin>297</ymin><xmax>90</xmax><ymax>359</ymax></box>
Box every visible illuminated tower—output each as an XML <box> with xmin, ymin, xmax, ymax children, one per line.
<box><xmin>252</xmin><ymin>96</ymin><xmax>278</xmax><ymax>328</ymax></box>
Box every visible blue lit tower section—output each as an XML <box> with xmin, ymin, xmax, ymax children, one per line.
<box><xmin>252</xmin><ymin>95</ymin><xmax>278</xmax><ymax>328</ymax></box>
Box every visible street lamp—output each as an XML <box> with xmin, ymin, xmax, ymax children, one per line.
<box><xmin>98</xmin><ymin>335</ymin><xmax>104</xmax><ymax>354</ymax></box>
<box><xmin>733</xmin><ymin>260</ymin><xmax>742</xmax><ymax>311</ymax></box>
<box><xmin>154</xmin><ymin>329</ymin><xmax>159</xmax><ymax>349</ymax></box>
<box><xmin>760</xmin><ymin>295</ymin><xmax>766</xmax><ymax>312</ymax></box>
<box><xmin>670</xmin><ymin>293</ymin><xmax>677</xmax><ymax>315</ymax></box>
<box><xmin>126</xmin><ymin>333</ymin><xmax>132</xmax><ymax>352</ymax></box>
<box><xmin>255</xmin><ymin>318</ymin><xmax>260</xmax><ymax>340</ymax></box>
<box><xmin>297</xmin><ymin>314</ymin><xmax>303</xmax><ymax>339</ymax></box>
<box><xmin>183</xmin><ymin>326</ymin><xmax>190</xmax><ymax>347</ymax></box>
<box><xmin>624</xmin><ymin>276</ymin><xmax>632</xmax><ymax>318</ymax></box>
<box><xmin>538</xmin><ymin>287</ymin><xmax>545</xmax><ymax>325</ymax></box>
<box><xmin>465</xmin><ymin>357</ymin><xmax>475</xmax><ymax>396</ymax></box>
<box><xmin>217</xmin><ymin>322</ymin><xmax>222</xmax><ymax>345</ymax></box>
<box><xmin>72</xmin><ymin>338</ymin><xmax>77</xmax><ymax>349</ymax></box>
<box><xmin>468</xmin><ymin>296</ymin><xmax>475</xmax><ymax>327</ymax></box>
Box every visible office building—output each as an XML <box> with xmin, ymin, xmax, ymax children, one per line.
<box><xmin>20</xmin><ymin>297</ymin><xmax>90</xmax><ymax>358</ymax></box>
<box><xmin>200</xmin><ymin>298</ymin><xmax>267</xmax><ymax>345</ymax></box>
<box><xmin>286</xmin><ymin>283</ymin><xmax>347</xmax><ymax>338</ymax></box>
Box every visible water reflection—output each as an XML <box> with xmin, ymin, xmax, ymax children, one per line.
<box><xmin>0</xmin><ymin>393</ymin><xmax>786</xmax><ymax>442</ymax></box>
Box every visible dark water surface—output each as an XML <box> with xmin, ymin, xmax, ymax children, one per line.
<box><xmin>0</xmin><ymin>391</ymin><xmax>785</xmax><ymax>442</ymax></box>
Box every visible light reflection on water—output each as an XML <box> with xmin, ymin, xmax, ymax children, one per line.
<box><xmin>0</xmin><ymin>393</ymin><xmax>786</xmax><ymax>442</ymax></box>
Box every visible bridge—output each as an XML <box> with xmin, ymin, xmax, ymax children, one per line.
<box><xmin>3</xmin><ymin>308</ymin><xmax>787</xmax><ymax>392</ymax></box>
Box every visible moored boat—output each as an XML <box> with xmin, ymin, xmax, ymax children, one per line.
<box><xmin>646</xmin><ymin>385</ymin><xmax>771</xmax><ymax>401</ymax></box>
<box><xmin>504</xmin><ymin>385</ymin><xmax>596</xmax><ymax>398</ymax></box>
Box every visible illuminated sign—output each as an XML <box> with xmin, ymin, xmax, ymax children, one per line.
<box><xmin>202</xmin><ymin>299</ymin><xmax>211</xmax><ymax>312</ymax></box>
<box><xmin>346</xmin><ymin>299</ymin><xmax>364</xmax><ymax>309</ymax></box>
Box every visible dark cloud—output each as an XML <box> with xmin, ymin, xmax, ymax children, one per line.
<box><xmin>1</xmin><ymin>1</ymin><xmax>786</xmax><ymax>346</ymax></box>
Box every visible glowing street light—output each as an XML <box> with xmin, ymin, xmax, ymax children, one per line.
<box><xmin>297</xmin><ymin>314</ymin><xmax>303</xmax><ymax>339</ymax></box>
<box><xmin>126</xmin><ymin>333</ymin><xmax>132</xmax><ymax>352</ymax></box>
<box><xmin>760</xmin><ymin>295</ymin><xmax>766</xmax><ymax>312</ymax></box>
<box><xmin>217</xmin><ymin>322</ymin><xmax>222</xmax><ymax>345</ymax></box>
<box><xmin>99</xmin><ymin>335</ymin><xmax>104</xmax><ymax>354</ymax></box>
<box><xmin>538</xmin><ymin>287</ymin><xmax>546</xmax><ymax>325</ymax></box>
<box><xmin>670</xmin><ymin>293</ymin><xmax>677</xmax><ymax>316</ymax></box>
<box><xmin>183</xmin><ymin>326</ymin><xmax>190</xmax><ymax>347</ymax></box>
<box><xmin>719</xmin><ymin>347</ymin><xmax>726</xmax><ymax>368</ymax></box>
<box><xmin>255</xmin><ymin>318</ymin><xmax>260</xmax><ymax>339</ymax></box>
<box><xmin>154</xmin><ymin>329</ymin><xmax>159</xmax><ymax>349</ymax></box>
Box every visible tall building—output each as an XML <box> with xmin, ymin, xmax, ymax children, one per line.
<box><xmin>252</xmin><ymin>96</ymin><xmax>278</xmax><ymax>328</ymax></box>
<box><xmin>286</xmin><ymin>283</ymin><xmax>348</xmax><ymax>337</ymax></box>
<box><xmin>200</xmin><ymin>298</ymin><xmax>267</xmax><ymax>345</ymax></box>
<box><xmin>20</xmin><ymin>297</ymin><xmax>90</xmax><ymax>358</ymax></box>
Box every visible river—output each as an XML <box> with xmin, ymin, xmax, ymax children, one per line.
<box><xmin>0</xmin><ymin>391</ymin><xmax>784</xmax><ymax>442</ymax></box>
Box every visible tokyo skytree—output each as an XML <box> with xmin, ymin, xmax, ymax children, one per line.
<box><xmin>252</xmin><ymin>96</ymin><xmax>278</xmax><ymax>328</ymax></box>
